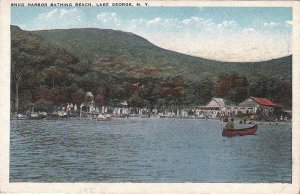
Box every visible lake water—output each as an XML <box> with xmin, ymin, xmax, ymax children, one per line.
<box><xmin>10</xmin><ymin>118</ymin><xmax>292</xmax><ymax>183</ymax></box>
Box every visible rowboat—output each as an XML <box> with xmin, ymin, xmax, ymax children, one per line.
<box><xmin>222</xmin><ymin>124</ymin><xmax>258</xmax><ymax>137</ymax></box>
<box><xmin>17</xmin><ymin>113</ymin><xmax>27</xmax><ymax>120</ymax></box>
<box><xmin>58</xmin><ymin>111</ymin><xmax>68</xmax><ymax>118</ymax></box>
<box><xmin>29</xmin><ymin>112</ymin><xmax>46</xmax><ymax>120</ymax></box>
<box><xmin>95</xmin><ymin>114</ymin><xmax>112</xmax><ymax>121</ymax></box>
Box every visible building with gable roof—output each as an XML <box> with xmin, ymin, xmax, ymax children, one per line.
<box><xmin>239</xmin><ymin>97</ymin><xmax>274</xmax><ymax>109</ymax></box>
<box><xmin>204</xmin><ymin>98</ymin><xmax>225</xmax><ymax>109</ymax></box>
<box><xmin>199</xmin><ymin>97</ymin><xmax>227</xmax><ymax>118</ymax></box>
<box><xmin>238</xmin><ymin>97</ymin><xmax>275</xmax><ymax>117</ymax></box>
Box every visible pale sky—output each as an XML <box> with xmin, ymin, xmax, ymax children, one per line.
<box><xmin>11</xmin><ymin>7</ymin><xmax>292</xmax><ymax>62</ymax></box>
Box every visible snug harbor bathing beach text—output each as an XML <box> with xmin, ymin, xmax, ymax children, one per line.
<box><xmin>11</xmin><ymin>2</ymin><xmax>149</xmax><ymax>7</ymax></box>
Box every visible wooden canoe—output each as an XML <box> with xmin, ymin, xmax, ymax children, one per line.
<box><xmin>222</xmin><ymin>124</ymin><xmax>258</xmax><ymax>137</ymax></box>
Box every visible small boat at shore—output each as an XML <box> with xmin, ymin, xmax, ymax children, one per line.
<box><xmin>17</xmin><ymin>113</ymin><xmax>27</xmax><ymax>120</ymax></box>
<box><xmin>29</xmin><ymin>112</ymin><xmax>47</xmax><ymax>120</ymax></box>
<box><xmin>94</xmin><ymin>114</ymin><xmax>112</xmax><ymax>121</ymax></box>
<box><xmin>222</xmin><ymin>124</ymin><xmax>258</xmax><ymax>137</ymax></box>
<box><xmin>58</xmin><ymin>111</ymin><xmax>68</xmax><ymax>118</ymax></box>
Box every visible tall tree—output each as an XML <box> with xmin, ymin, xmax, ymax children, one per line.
<box><xmin>213</xmin><ymin>72</ymin><xmax>248</xmax><ymax>103</ymax></box>
<box><xmin>42</xmin><ymin>66</ymin><xmax>66</xmax><ymax>89</ymax></box>
<box><xmin>95</xmin><ymin>83</ymin><xmax>110</xmax><ymax>106</ymax></box>
<box><xmin>156</xmin><ymin>76</ymin><xmax>186</xmax><ymax>109</ymax></box>
<box><xmin>11</xmin><ymin>50</ymin><xmax>40</xmax><ymax>112</ymax></box>
<box><xmin>191</xmin><ymin>79</ymin><xmax>214</xmax><ymax>105</ymax></box>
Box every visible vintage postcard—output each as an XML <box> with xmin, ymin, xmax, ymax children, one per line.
<box><xmin>0</xmin><ymin>0</ymin><xmax>299</xmax><ymax>193</ymax></box>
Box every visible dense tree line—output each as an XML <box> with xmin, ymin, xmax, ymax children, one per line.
<box><xmin>11</xmin><ymin>26</ymin><xmax>292</xmax><ymax>113</ymax></box>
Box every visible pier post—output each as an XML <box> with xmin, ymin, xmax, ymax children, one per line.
<box><xmin>80</xmin><ymin>105</ymin><xmax>82</xmax><ymax>118</ymax></box>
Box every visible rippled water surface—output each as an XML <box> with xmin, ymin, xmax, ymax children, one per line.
<box><xmin>10</xmin><ymin>118</ymin><xmax>291</xmax><ymax>182</ymax></box>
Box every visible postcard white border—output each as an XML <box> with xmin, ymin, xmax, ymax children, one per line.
<box><xmin>0</xmin><ymin>1</ymin><xmax>299</xmax><ymax>193</ymax></box>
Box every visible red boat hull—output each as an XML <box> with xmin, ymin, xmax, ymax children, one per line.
<box><xmin>222</xmin><ymin>124</ymin><xmax>258</xmax><ymax>137</ymax></box>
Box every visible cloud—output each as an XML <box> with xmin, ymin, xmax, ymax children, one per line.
<box><xmin>285</xmin><ymin>20</ymin><xmax>292</xmax><ymax>25</ymax></box>
<box><xmin>263</xmin><ymin>21</ymin><xmax>279</xmax><ymax>27</ymax></box>
<box><xmin>263</xmin><ymin>21</ymin><xmax>292</xmax><ymax>30</ymax></box>
<box><xmin>221</xmin><ymin>20</ymin><xmax>237</xmax><ymax>28</ymax></box>
<box><xmin>24</xmin><ymin>9</ymin><xmax>292</xmax><ymax>62</ymax></box>
<box><xmin>122</xmin><ymin>16</ymin><xmax>291</xmax><ymax>62</ymax></box>
<box><xmin>96</xmin><ymin>12</ymin><xmax>120</xmax><ymax>24</ymax></box>
<box><xmin>146</xmin><ymin>17</ymin><xmax>162</xmax><ymax>26</ymax></box>
<box><xmin>30</xmin><ymin>8</ymin><xmax>85</xmax><ymax>30</ymax></box>
<box><xmin>37</xmin><ymin>8</ymin><xmax>83</xmax><ymax>21</ymax></box>
<box><xmin>94</xmin><ymin>12</ymin><xmax>122</xmax><ymax>29</ymax></box>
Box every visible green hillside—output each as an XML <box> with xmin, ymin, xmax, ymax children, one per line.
<box><xmin>11</xmin><ymin>25</ymin><xmax>292</xmax><ymax>113</ymax></box>
<box><xmin>32</xmin><ymin>28</ymin><xmax>292</xmax><ymax>82</ymax></box>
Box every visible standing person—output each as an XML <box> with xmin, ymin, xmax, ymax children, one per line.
<box><xmin>225</xmin><ymin>118</ymin><xmax>235</xmax><ymax>130</ymax></box>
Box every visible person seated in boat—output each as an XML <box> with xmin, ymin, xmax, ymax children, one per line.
<box><xmin>239</xmin><ymin>119</ymin><xmax>243</xmax><ymax>124</ymax></box>
<box><xmin>225</xmin><ymin>118</ymin><xmax>235</xmax><ymax>130</ymax></box>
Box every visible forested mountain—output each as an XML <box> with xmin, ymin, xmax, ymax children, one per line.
<box><xmin>33</xmin><ymin>27</ymin><xmax>292</xmax><ymax>82</ymax></box>
<box><xmin>11</xmin><ymin>25</ymin><xmax>292</xmax><ymax>113</ymax></box>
